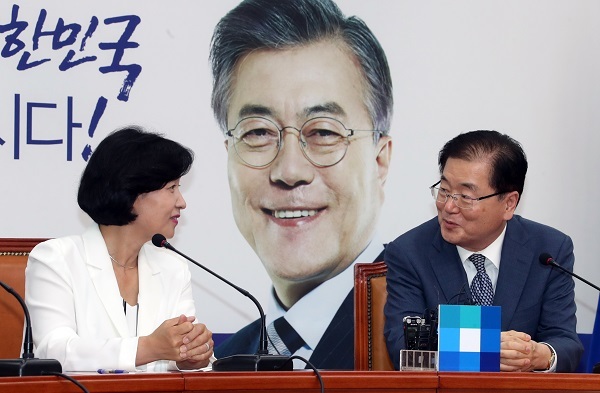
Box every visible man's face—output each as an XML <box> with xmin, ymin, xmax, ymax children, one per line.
<box><xmin>437</xmin><ymin>157</ymin><xmax>518</xmax><ymax>251</ymax></box>
<box><xmin>225</xmin><ymin>41</ymin><xmax>391</xmax><ymax>305</ymax></box>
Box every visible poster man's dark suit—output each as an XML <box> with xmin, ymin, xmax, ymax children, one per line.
<box><xmin>384</xmin><ymin>215</ymin><xmax>583</xmax><ymax>372</ymax></box>
<box><xmin>215</xmin><ymin>250</ymin><xmax>384</xmax><ymax>369</ymax></box>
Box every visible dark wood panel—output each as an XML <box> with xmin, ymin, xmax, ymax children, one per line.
<box><xmin>0</xmin><ymin>239</ymin><xmax>47</xmax><ymax>253</ymax></box>
<box><xmin>183</xmin><ymin>371</ymin><xmax>438</xmax><ymax>393</ymax></box>
<box><xmin>438</xmin><ymin>372</ymin><xmax>600</xmax><ymax>392</ymax></box>
<box><xmin>0</xmin><ymin>372</ymin><xmax>185</xmax><ymax>393</ymax></box>
<box><xmin>1</xmin><ymin>371</ymin><xmax>600</xmax><ymax>393</ymax></box>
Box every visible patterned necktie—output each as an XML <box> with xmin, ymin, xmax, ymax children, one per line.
<box><xmin>469</xmin><ymin>254</ymin><xmax>494</xmax><ymax>306</ymax></box>
<box><xmin>267</xmin><ymin>317</ymin><xmax>305</xmax><ymax>356</ymax></box>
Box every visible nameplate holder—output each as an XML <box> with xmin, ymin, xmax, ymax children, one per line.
<box><xmin>437</xmin><ymin>304</ymin><xmax>501</xmax><ymax>372</ymax></box>
<box><xmin>399</xmin><ymin>349</ymin><xmax>437</xmax><ymax>371</ymax></box>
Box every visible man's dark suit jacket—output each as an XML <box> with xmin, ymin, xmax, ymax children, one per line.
<box><xmin>215</xmin><ymin>250</ymin><xmax>385</xmax><ymax>370</ymax></box>
<box><xmin>383</xmin><ymin>215</ymin><xmax>583</xmax><ymax>372</ymax></box>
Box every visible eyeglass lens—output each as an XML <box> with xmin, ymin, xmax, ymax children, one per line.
<box><xmin>230</xmin><ymin>117</ymin><xmax>351</xmax><ymax>167</ymax></box>
<box><xmin>431</xmin><ymin>187</ymin><xmax>474</xmax><ymax>209</ymax></box>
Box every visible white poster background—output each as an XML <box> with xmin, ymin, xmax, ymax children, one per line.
<box><xmin>1</xmin><ymin>1</ymin><xmax>599</xmax><ymax>337</ymax></box>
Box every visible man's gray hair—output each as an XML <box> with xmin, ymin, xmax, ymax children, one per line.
<box><xmin>210</xmin><ymin>0</ymin><xmax>393</xmax><ymax>135</ymax></box>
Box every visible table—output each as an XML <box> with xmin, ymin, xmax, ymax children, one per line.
<box><xmin>0</xmin><ymin>371</ymin><xmax>599</xmax><ymax>393</ymax></box>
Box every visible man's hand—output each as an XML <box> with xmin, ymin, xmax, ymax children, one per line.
<box><xmin>500</xmin><ymin>330</ymin><xmax>552</xmax><ymax>372</ymax></box>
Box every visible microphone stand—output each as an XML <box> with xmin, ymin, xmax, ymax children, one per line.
<box><xmin>540</xmin><ymin>253</ymin><xmax>600</xmax><ymax>292</ymax></box>
<box><xmin>0</xmin><ymin>280</ymin><xmax>62</xmax><ymax>376</ymax></box>
<box><xmin>539</xmin><ymin>253</ymin><xmax>600</xmax><ymax>373</ymax></box>
<box><xmin>152</xmin><ymin>235</ymin><xmax>292</xmax><ymax>371</ymax></box>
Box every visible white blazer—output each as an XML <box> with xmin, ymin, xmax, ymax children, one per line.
<box><xmin>25</xmin><ymin>225</ymin><xmax>196</xmax><ymax>372</ymax></box>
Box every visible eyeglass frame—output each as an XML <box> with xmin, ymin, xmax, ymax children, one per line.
<box><xmin>225</xmin><ymin>116</ymin><xmax>384</xmax><ymax>168</ymax></box>
<box><xmin>429</xmin><ymin>180</ymin><xmax>508</xmax><ymax>210</ymax></box>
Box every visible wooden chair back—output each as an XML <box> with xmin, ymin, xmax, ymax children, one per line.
<box><xmin>0</xmin><ymin>238</ymin><xmax>47</xmax><ymax>358</ymax></box>
<box><xmin>354</xmin><ymin>261</ymin><xmax>394</xmax><ymax>370</ymax></box>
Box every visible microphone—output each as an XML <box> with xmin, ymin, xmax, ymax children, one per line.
<box><xmin>151</xmin><ymin>234</ymin><xmax>292</xmax><ymax>371</ymax></box>
<box><xmin>0</xmin><ymin>280</ymin><xmax>62</xmax><ymax>376</ymax></box>
<box><xmin>539</xmin><ymin>252</ymin><xmax>600</xmax><ymax>373</ymax></box>
<box><xmin>539</xmin><ymin>253</ymin><xmax>600</xmax><ymax>292</ymax></box>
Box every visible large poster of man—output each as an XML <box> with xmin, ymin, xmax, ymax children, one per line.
<box><xmin>1</xmin><ymin>0</ymin><xmax>599</xmax><ymax>371</ymax></box>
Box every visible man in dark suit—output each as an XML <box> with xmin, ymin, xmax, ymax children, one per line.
<box><xmin>384</xmin><ymin>130</ymin><xmax>583</xmax><ymax>372</ymax></box>
<box><xmin>209</xmin><ymin>0</ymin><xmax>393</xmax><ymax>369</ymax></box>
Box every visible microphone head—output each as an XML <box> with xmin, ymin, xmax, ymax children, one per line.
<box><xmin>539</xmin><ymin>252</ymin><xmax>554</xmax><ymax>266</ymax></box>
<box><xmin>152</xmin><ymin>234</ymin><xmax>167</xmax><ymax>248</ymax></box>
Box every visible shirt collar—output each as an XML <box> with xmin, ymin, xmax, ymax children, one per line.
<box><xmin>456</xmin><ymin>224</ymin><xmax>507</xmax><ymax>269</ymax></box>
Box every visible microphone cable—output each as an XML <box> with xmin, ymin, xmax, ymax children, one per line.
<box><xmin>266</xmin><ymin>334</ymin><xmax>323</xmax><ymax>393</ymax></box>
<box><xmin>447</xmin><ymin>282</ymin><xmax>475</xmax><ymax>305</ymax></box>
<box><xmin>41</xmin><ymin>371</ymin><xmax>90</xmax><ymax>393</ymax></box>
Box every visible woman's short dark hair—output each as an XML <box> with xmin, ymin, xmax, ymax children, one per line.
<box><xmin>78</xmin><ymin>126</ymin><xmax>194</xmax><ymax>225</ymax></box>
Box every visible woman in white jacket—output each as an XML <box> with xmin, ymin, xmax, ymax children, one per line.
<box><xmin>25</xmin><ymin>126</ymin><xmax>214</xmax><ymax>372</ymax></box>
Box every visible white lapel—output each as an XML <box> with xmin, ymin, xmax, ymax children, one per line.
<box><xmin>137</xmin><ymin>244</ymin><xmax>163</xmax><ymax>336</ymax></box>
<box><xmin>83</xmin><ymin>225</ymin><xmax>129</xmax><ymax>337</ymax></box>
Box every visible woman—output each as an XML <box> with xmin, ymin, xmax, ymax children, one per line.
<box><xmin>25</xmin><ymin>126</ymin><xmax>214</xmax><ymax>372</ymax></box>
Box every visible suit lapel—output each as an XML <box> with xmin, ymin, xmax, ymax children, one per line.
<box><xmin>373</xmin><ymin>248</ymin><xmax>385</xmax><ymax>263</ymax></box>
<box><xmin>83</xmin><ymin>226</ymin><xmax>129</xmax><ymax>337</ymax></box>
<box><xmin>430</xmin><ymin>229</ymin><xmax>470</xmax><ymax>304</ymax></box>
<box><xmin>308</xmin><ymin>246</ymin><xmax>384</xmax><ymax>369</ymax></box>
<box><xmin>137</xmin><ymin>245</ymin><xmax>163</xmax><ymax>336</ymax></box>
<box><xmin>493</xmin><ymin>218</ymin><xmax>533</xmax><ymax>329</ymax></box>
<box><xmin>309</xmin><ymin>289</ymin><xmax>354</xmax><ymax>369</ymax></box>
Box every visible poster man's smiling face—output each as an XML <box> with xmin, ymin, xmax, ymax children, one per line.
<box><xmin>225</xmin><ymin>40</ymin><xmax>391</xmax><ymax>307</ymax></box>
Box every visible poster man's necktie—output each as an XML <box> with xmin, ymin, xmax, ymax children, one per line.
<box><xmin>267</xmin><ymin>317</ymin><xmax>304</xmax><ymax>356</ymax></box>
<box><xmin>469</xmin><ymin>253</ymin><xmax>494</xmax><ymax>306</ymax></box>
